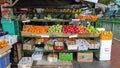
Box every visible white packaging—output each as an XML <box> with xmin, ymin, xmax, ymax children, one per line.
<box><xmin>85</xmin><ymin>0</ymin><xmax>98</xmax><ymax>3</ymax></box>
<box><xmin>100</xmin><ymin>40</ymin><xmax>112</xmax><ymax>48</ymax></box>
<box><xmin>18</xmin><ymin>57</ymin><xmax>33</xmax><ymax>68</ymax></box>
<box><xmin>67</xmin><ymin>45</ymin><xmax>78</xmax><ymax>50</ymax></box>
<box><xmin>100</xmin><ymin>47</ymin><xmax>112</xmax><ymax>54</ymax></box>
<box><xmin>76</xmin><ymin>39</ymin><xmax>88</xmax><ymax>50</ymax></box>
<box><xmin>32</xmin><ymin>52</ymin><xmax>43</xmax><ymax>61</ymax></box>
<box><xmin>88</xmin><ymin>43</ymin><xmax>100</xmax><ymax>49</ymax></box>
<box><xmin>4</xmin><ymin>35</ymin><xmax>17</xmax><ymax>45</ymax></box>
<box><xmin>99</xmin><ymin>53</ymin><xmax>111</xmax><ymax>61</ymax></box>
<box><xmin>77</xmin><ymin>43</ymin><xmax>88</xmax><ymax>50</ymax></box>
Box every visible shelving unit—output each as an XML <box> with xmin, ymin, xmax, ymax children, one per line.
<box><xmin>13</xmin><ymin>5</ymin><xmax>100</xmax><ymax>63</ymax></box>
<box><xmin>2</xmin><ymin>1</ymin><xmax>105</xmax><ymax>68</ymax></box>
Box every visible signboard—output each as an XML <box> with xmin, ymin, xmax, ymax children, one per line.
<box><xmin>85</xmin><ymin>0</ymin><xmax>98</xmax><ymax>3</ymax></box>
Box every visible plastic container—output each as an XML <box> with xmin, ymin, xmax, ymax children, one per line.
<box><xmin>0</xmin><ymin>56</ymin><xmax>5</xmax><ymax>68</ymax></box>
<box><xmin>66</xmin><ymin>41</ymin><xmax>78</xmax><ymax>50</ymax></box>
<box><xmin>1</xmin><ymin>18</ymin><xmax>19</xmax><ymax>35</ymax></box>
<box><xmin>32</xmin><ymin>52</ymin><xmax>43</xmax><ymax>61</ymax></box>
<box><xmin>0</xmin><ymin>50</ymin><xmax>11</xmax><ymax>68</ymax></box>
<box><xmin>18</xmin><ymin>57</ymin><xmax>33</xmax><ymax>68</ymax></box>
<box><xmin>59</xmin><ymin>53</ymin><xmax>73</xmax><ymax>61</ymax></box>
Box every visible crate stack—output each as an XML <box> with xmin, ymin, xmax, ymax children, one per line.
<box><xmin>99</xmin><ymin>31</ymin><xmax>113</xmax><ymax>60</ymax></box>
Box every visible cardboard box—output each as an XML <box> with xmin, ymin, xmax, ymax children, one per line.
<box><xmin>23</xmin><ymin>40</ymin><xmax>34</xmax><ymax>50</ymax></box>
<box><xmin>100</xmin><ymin>47</ymin><xmax>111</xmax><ymax>54</ymax></box>
<box><xmin>77</xmin><ymin>52</ymin><xmax>93</xmax><ymax>62</ymax></box>
<box><xmin>66</xmin><ymin>41</ymin><xmax>77</xmax><ymax>50</ymax></box>
<box><xmin>100</xmin><ymin>40</ymin><xmax>112</xmax><ymax>48</ymax></box>
<box><xmin>99</xmin><ymin>53</ymin><xmax>111</xmax><ymax>61</ymax></box>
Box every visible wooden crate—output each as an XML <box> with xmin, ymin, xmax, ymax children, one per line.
<box><xmin>0</xmin><ymin>45</ymin><xmax>12</xmax><ymax>54</ymax></box>
<box><xmin>77</xmin><ymin>52</ymin><xmax>93</xmax><ymax>62</ymax></box>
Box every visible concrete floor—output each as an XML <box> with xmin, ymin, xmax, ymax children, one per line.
<box><xmin>12</xmin><ymin>39</ymin><xmax>120</xmax><ymax>68</ymax></box>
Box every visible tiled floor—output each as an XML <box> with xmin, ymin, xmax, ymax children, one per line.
<box><xmin>12</xmin><ymin>39</ymin><xmax>120</xmax><ymax>68</ymax></box>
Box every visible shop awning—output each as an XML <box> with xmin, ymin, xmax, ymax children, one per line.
<box><xmin>11</xmin><ymin>0</ymin><xmax>95</xmax><ymax>8</ymax></box>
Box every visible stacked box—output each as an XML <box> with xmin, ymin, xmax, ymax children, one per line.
<box><xmin>99</xmin><ymin>40</ymin><xmax>112</xmax><ymax>60</ymax></box>
<box><xmin>77</xmin><ymin>52</ymin><xmax>93</xmax><ymax>62</ymax></box>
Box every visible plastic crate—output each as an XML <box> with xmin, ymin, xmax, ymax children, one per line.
<box><xmin>18</xmin><ymin>57</ymin><xmax>33</xmax><ymax>68</ymax></box>
<box><xmin>6</xmin><ymin>53</ymin><xmax>10</xmax><ymax>66</ymax></box>
<box><xmin>32</xmin><ymin>52</ymin><xmax>43</xmax><ymax>61</ymax></box>
<box><xmin>0</xmin><ymin>51</ymin><xmax>11</xmax><ymax>68</ymax></box>
<box><xmin>59</xmin><ymin>53</ymin><xmax>73</xmax><ymax>61</ymax></box>
<box><xmin>1</xmin><ymin>18</ymin><xmax>19</xmax><ymax>35</ymax></box>
<box><xmin>0</xmin><ymin>56</ymin><xmax>5</xmax><ymax>68</ymax></box>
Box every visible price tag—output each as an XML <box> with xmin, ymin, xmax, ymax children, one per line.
<box><xmin>72</xmin><ymin>19</ymin><xmax>80</xmax><ymax>21</ymax></box>
<box><xmin>69</xmin><ymin>34</ymin><xmax>78</xmax><ymax>38</ymax></box>
<box><xmin>41</xmin><ymin>35</ymin><xmax>50</xmax><ymax>38</ymax></box>
<box><xmin>22</xmin><ymin>19</ymin><xmax>30</xmax><ymax>23</ymax></box>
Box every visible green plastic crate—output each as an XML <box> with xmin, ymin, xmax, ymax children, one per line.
<box><xmin>1</xmin><ymin>18</ymin><xmax>19</xmax><ymax>35</ymax></box>
<box><xmin>59</xmin><ymin>53</ymin><xmax>73</xmax><ymax>60</ymax></box>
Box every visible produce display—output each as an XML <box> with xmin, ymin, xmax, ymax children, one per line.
<box><xmin>87</xmin><ymin>25</ymin><xmax>98</xmax><ymax>33</ymax></box>
<box><xmin>22</xmin><ymin>25</ymin><xmax>99</xmax><ymax>36</ymax></box>
<box><xmin>100</xmin><ymin>31</ymin><xmax>112</xmax><ymax>40</ymax></box>
<box><xmin>35</xmin><ymin>38</ymin><xmax>49</xmax><ymax>43</ymax></box>
<box><xmin>62</xmin><ymin>24</ymin><xmax>79</xmax><ymax>34</ymax></box>
<box><xmin>77</xmin><ymin>25</ymin><xmax>88</xmax><ymax>33</ymax></box>
<box><xmin>76</xmin><ymin>15</ymin><xmax>98</xmax><ymax>21</ymax></box>
<box><xmin>48</xmin><ymin>24</ymin><xmax>62</xmax><ymax>32</ymax></box>
<box><xmin>0</xmin><ymin>40</ymin><xmax>7</xmax><ymax>49</ymax></box>
<box><xmin>23</xmin><ymin>25</ymin><xmax>49</xmax><ymax>33</ymax></box>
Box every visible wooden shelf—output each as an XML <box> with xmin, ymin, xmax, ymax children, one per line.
<box><xmin>21</xmin><ymin>32</ymin><xmax>99</xmax><ymax>38</ymax></box>
<box><xmin>23</xmin><ymin>49</ymin><xmax>99</xmax><ymax>53</ymax></box>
